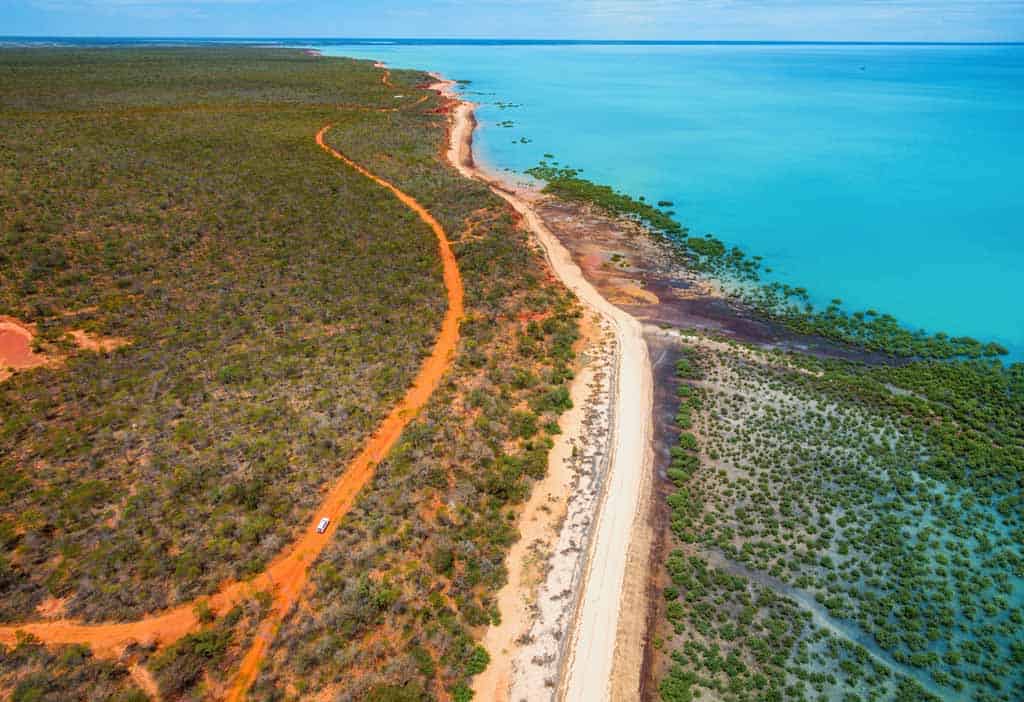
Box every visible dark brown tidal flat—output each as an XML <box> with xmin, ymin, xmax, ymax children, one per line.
<box><xmin>636</xmin><ymin>331</ymin><xmax>685</xmax><ymax>702</ymax></box>
<box><xmin>534</xmin><ymin>198</ymin><xmax>900</xmax><ymax>366</ymax></box>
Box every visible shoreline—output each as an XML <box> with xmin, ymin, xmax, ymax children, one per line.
<box><xmin>431</xmin><ymin>67</ymin><xmax>902</xmax><ymax>702</ymax></box>
<box><xmin>436</xmin><ymin>76</ymin><xmax>657</xmax><ymax>701</ymax></box>
<box><xmin>416</xmin><ymin>62</ymin><xmax>1000</xmax><ymax>701</ymax></box>
<box><xmin>472</xmin><ymin>311</ymin><xmax>616</xmax><ymax>700</ymax></box>
<box><xmin>429</xmin><ymin>67</ymin><xmax>906</xmax><ymax>367</ymax></box>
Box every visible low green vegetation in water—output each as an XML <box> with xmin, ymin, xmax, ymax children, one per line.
<box><xmin>658</xmin><ymin>348</ymin><xmax>937</xmax><ymax>702</ymax></box>
<box><xmin>526</xmin><ymin>163</ymin><xmax>687</xmax><ymax>237</ymax></box>
<box><xmin>655</xmin><ymin>340</ymin><xmax>1023</xmax><ymax>702</ymax></box>
<box><xmin>742</xmin><ymin>286</ymin><xmax>1009</xmax><ymax>359</ymax></box>
<box><xmin>525</xmin><ymin>162</ymin><xmax>1010</xmax><ymax>360</ymax></box>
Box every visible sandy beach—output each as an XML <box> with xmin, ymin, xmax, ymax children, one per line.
<box><xmin>439</xmin><ymin>80</ymin><xmax>656</xmax><ymax>702</ymax></box>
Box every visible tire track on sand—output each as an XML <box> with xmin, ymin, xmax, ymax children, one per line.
<box><xmin>0</xmin><ymin>124</ymin><xmax>464</xmax><ymax>702</ymax></box>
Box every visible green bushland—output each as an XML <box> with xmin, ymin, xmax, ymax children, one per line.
<box><xmin>247</xmin><ymin>67</ymin><xmax>581</xmax><ymax>700</ymax></box>
<box><xmin>150</xmin><ymin>595</ymin><xmax>268</xmax><ymax>700</ymax></box>
<box><xmin>525</xmin><ymin>163</ymin><xmax>1010</xmax><ymax>360</ymax></box>
<box><xmin>2</xmin><ymin>48</ymin><xmax>581</xmax><ymax>699</ymax></box>
<box><xmin>0</xmin><ymin>47</ymin><xmax>447</xmax><ymax>624</ymax></box>
<box><xmin>0</xmin><ymin>634</ymin><xmax>146</xmax><ymax>702</ymax></box>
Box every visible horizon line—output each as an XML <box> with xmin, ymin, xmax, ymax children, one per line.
<box><xmin>2</xmin><ymin>35</ymin><xmax>1023</xmax><ymax>46</ymax></box>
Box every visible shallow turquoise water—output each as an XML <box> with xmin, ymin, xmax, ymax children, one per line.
<box><xmin>314</xmin><ymin>41</ymin><xmax>1024</xmax><ymax>359</ymax></box>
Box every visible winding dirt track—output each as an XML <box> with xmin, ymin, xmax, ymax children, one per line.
<box><xmin>223</xmin><ymin>126</ymin><xmax>464</xmax><ymax>701</ymax></box>
<box><xmin>0</xmin><ymin>122</ymin><xmax>464</xmax><ymax>701</ymax></box>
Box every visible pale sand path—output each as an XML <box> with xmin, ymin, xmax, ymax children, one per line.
<box><xmin>441</xmin><ymin>86</ymin><xmax>655</xmax><ymax>702</ymax></box>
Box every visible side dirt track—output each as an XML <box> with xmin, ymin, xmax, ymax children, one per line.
<box><xmin>440</xmin><ymin>83</ymin><xmax>656</xmax><ymax>702</ymax></box>
<box><xmin>0</xmin><ymin>119</ymin><xmax>465</xmax><ymax>699</ymax></box>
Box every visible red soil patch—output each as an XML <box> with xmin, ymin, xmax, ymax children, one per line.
<box><xmin>0</xmin><ymin>315</ymin><xmax>131</xmax><ymax>383</ymax></box>
<box><xmin>0</xmin><ymin>316</ymin><xmax>48</xmax><ymax>379</ymax></box>
<box><xmin>67</xmin><ymin>329</ymin><xmax>131</xmax><ymax>353</ymax></box>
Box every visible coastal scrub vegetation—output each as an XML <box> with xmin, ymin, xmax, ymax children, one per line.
<box><xmin>0</xmin><ymin>634</ymin><xmax>147</xmax><ymax>702</ymax></box>
<box><xmin>2</xmin><ymin>47</ymin><xmax>581</xmax><ymax>699</ymax></box>
<box><xmin>0</xmin><ymin>48</ymin><xmax>449</xmax><ymax>624</ymax></box>
<box><xmin>246</xmin><ymin>65</ymin><xmax>582</xmax><ymax>702</ymax></box>
<box><xmin>526</xmin><ymin>163</ymin><xmax>686</xmax><ymax>237</ymax></box>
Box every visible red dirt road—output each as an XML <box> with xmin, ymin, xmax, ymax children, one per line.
<box><xmin>0</xmin><ymin>122</ymin><xmax>464</xmax><ymax>702</ymax></box>
<box><xmin>222</xmin><ymin>125</ymin><xmax>464</xmax><ymax>701</ymax></box>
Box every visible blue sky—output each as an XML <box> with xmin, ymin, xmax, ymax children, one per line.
<box><xmin>3</xmin><ymin>0</ymin><xmax>1023</xmax><ymax>41</ymax></box>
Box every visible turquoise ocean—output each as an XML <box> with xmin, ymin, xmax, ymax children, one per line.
<box><xmin>311</xmin><ymin>41</ymin><xmax>1024</xmax><ymax>359</ymax></box>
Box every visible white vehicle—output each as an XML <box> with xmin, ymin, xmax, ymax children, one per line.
<box><xmin>316</xmin><ymin>517</ymin><xmax>330</xmax><ymax>534</ymax></box>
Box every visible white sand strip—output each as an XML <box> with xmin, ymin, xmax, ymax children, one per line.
<box><xmin>439</xmin><ymin>83</ymin><xmax>655</xmax><ymax>702</ymax></box>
